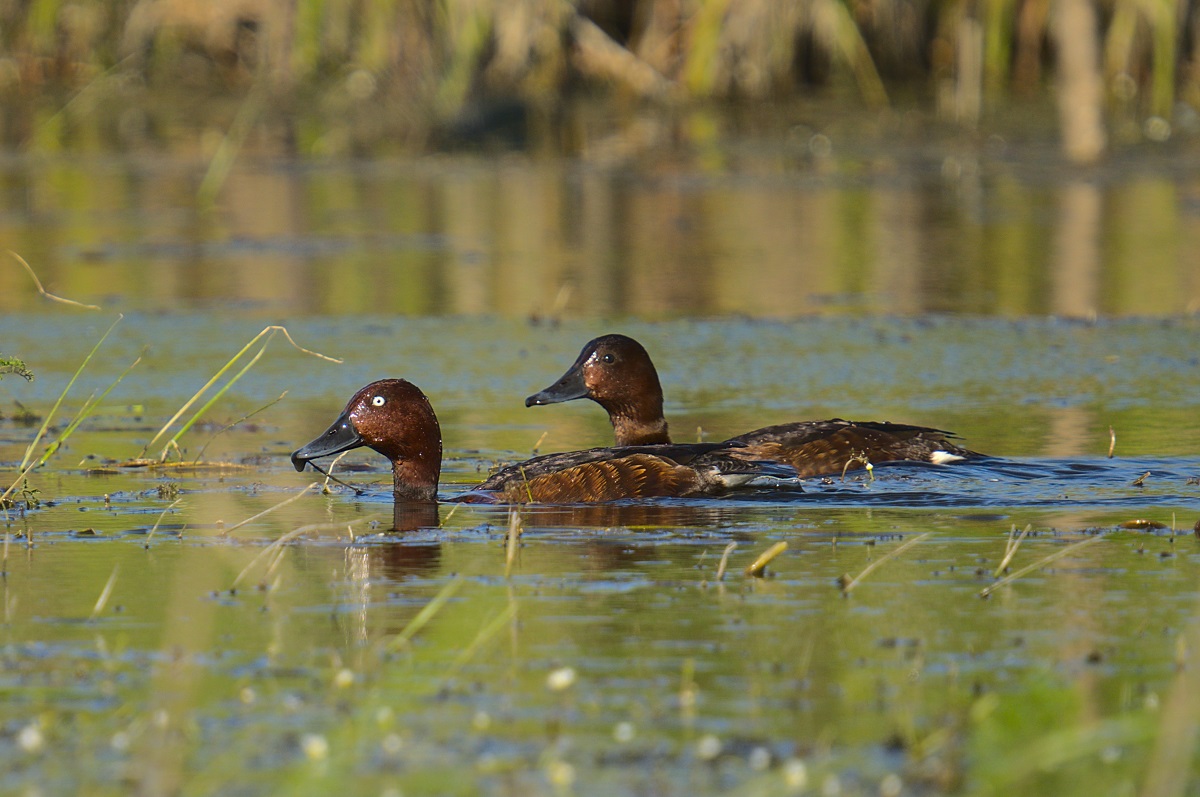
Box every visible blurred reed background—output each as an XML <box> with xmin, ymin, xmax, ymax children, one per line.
<box><xmin>1</xmin><ymin>0</ymin><xmax>1196</xmax><ymax>161</ymax></box>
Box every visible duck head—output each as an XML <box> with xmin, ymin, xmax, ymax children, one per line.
<box><xmin>525</xmin><ymin>334</ymin><xmax>670</xmax><ymax>446</ymax></box>
<box><xmin>291</xmin><ymin>379</ymin><xmax>442</xmax><ymax>502</ymax></box>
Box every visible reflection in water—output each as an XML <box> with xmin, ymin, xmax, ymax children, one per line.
<box><xmin>1052</xmin><ymin>180</ymin><xmax>1102</xmax><ymax>317</ymax></box>
<box><xmin>513</xmin><ymin>501</ymin><xmax>742</xmax><ymax>531</ymax></box>
<box><xmin>391</xmin><ymin>501</ymin><xmax>441</xmax><ymax>533</ymax></box>
<box><xmin>2</xmin><ymin>119</ymin><xmax>1200</xmax><ymax>317</ymax></box>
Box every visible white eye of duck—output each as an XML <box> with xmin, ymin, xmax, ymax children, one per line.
<box><xmin>372</xmin><ymin>395</ymin><xmax>386</xmax><ymax>407</ymax></box>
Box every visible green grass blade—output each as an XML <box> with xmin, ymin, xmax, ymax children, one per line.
<box><xmin>159</xmin><ymin>339</ymin><xmax>271</xmax><ymax>461</ymax></box>
<box><xmin>38</xmin><ymin>353</ymin><xmax>142</xmax><ymax>467</ymax></box>
<box><xmin>18</xmin><ymin>313</ymin><xmax>123</xmax><ymax>472</ymax></box>
<box><xmin>140</xmin><ymin>327</ymin><xmax>277</xmax><ymax>459</ymax></box>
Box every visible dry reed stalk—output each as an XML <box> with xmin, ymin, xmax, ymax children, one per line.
<box><xmin>504</xmin><ymin>509</ymin><xmax>522</xmax><ymax>577</ymax></box>
<box><xmin>839</xmin><ymin>532</ymin><xmax>932</xmax><ymax>595</ymax></box>
<box><xmin>715</xmin><ymin>541</ymin><xmax>737</xmax><ymax>581</ymax></box>
<box><xmin>89</xmin><ymin>564</ymin><xmax>120</xmax><ymax>620</ymax></box>
<box><xmin>144</xmin><ymin>499</ymin><xmax>183</xmax><ymax>548</ymax></box>
<box><xmin>570</xmin><ymin>13</ymin><xmax>673</xmax><ymax>98</ymax></box>
<box><xmin>979</xmin><ymin>534</ymin><xmax>1105</xmax><ymax>598</ymax></box>
<box><xmin>993</xmin><ymin>524</ymin><xmax>1032</xmax><ymax>578</ymax></box>
<box><xmin>744</xmin><ymin>541</ymin><xmax>788</xmax><ymax>578</ymax></box>
<box><xmin>9</xmin><ymin>250</ymin><xmax>101</xmax><ymax>310</ymax></box>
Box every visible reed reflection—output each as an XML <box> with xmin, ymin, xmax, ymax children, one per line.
<box><xmin>3</xmin><ymin>131</ymin><xmax>1200</xmax><ymax>317</ymax></box>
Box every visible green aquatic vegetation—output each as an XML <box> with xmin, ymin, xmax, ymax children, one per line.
<box><xmin>136</xmin><ymin>326</ymin><xmax>341</xmax><ymax>464</ymax></box>
<box><xmin>0</xmin><ymin>355</ymin><xmax>33</xmax><ymax>382</ymax></box>
<box><xmin>1</xmin><ymin>314</ymin><xmax>129</xmax><ymax>506</ymax></box>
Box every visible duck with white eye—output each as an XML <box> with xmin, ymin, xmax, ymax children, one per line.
<box><xmin>291</xmin><ymin>379</ymin><xmax>796</xmax><ymax>504</ymax></box>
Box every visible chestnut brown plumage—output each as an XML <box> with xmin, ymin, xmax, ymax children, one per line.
<box><xmin>526</xmin><ymin>334</ymin><xmax>978</xmax><ymax>477</ymax></box>
<box><xmin>292</xmin><ymin>379</ymin><xmax>792</xmax><ymax>504</ymax></box>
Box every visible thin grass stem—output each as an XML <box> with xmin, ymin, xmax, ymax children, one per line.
<box><xmin>221</xmin><ymin>483</ymin><xmax>320</xmax><ymax>537</ymax></box>
<box><xmin>193</xmin><ymin>390</ymin><xmax>287</xmax><ymax>463</ymax></box>
<box><xmin>38</xmin><ymin>353</ymin><xmax>142</xmax><ymax>468</ymax></box>
<box><xmin>88</xmin><ymin>564</ymin><xmax>120</xmax><ymax>621</ymax></box>
<box><xmin>198</xmin><ymin>80</ymin><xmax>267</xmax><ymax>207</ymax></box>
<box><xmin>980</xmin><ymin>534</ymin><xmax>1106</xmax><ymax>598</ymax></box>
<box><xmin>8</xmin><ymin>250</ymin><xmax>101</xmax><ymax>310</ymax></box>
<box><xmin>715</xmin><ymin>541</ymin><xmax>737</xmax><ymax>581</ymax></box>
<box><xmin>446</xmin><ymin>602</ymin><xmax>518</xmax><ymax>678</ymax></box>
<box><xmin>139</xmin><ymin>325</ymin><xmax>341</xmax><ymax>460</ymax></box>
<box><xmin>505</xmin><ymin>508</ymin><xmax>522</xmax><ymax>577</ymax></box>
<box><xmin>386</xmin><ymin>575</ymin><xmax>466</xmax><ymax>652</ymax></box>
<box><xmin>157</xmin><ymin>339</ymin><xmax>270</xmax><ymax>460</ymax></box>
<box><xmin>144</xmin><ymin>499</ymin><xmax>183</xmax><ymax>548</ymax></box>
<box><xmin>993</xmin><ymin>524</ymin><xmax>1032</xmax><ymax>578</ymax></box>
<box><xmin>840</xmin><ymin>532</ymin><xmax>932</xmax><ymax>595</ymax></box>
<box><xmin>16</xmin><ymin>313</ymin><xmax>123</xmax><ymax>474</ymax></box>
<box><xmin>230</xmin><ymin>514</ymin><xmax>385</xmax><ymax>588</ymax></box>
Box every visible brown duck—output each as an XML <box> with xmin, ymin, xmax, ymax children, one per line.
<box><xmin>291</xmin><ymin>379</ymin><xmax>794</xmax><ymax>504</ymax></box>
<box><xmin>526</xmin><ymin>334</ymin><xmax>978</xmax><ymax>477</ymax></box>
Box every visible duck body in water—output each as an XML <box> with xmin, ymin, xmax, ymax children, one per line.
<box><xmin>291</xmin><ymin>379</ymin><xmax>795</xmax><ymax>504</ymax></box>
<box><xmin>525</xmin><ymin>334</ymin><xmax>978</xmax><ymax>477</ymax></box>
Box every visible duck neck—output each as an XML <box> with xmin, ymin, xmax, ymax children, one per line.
<box><xmin>608</xmin><ymin>401</ymin><xmax>672</xmax><ymax>446</ymax></box>
<box><xmin>393</xmin><ymin>455</ymin><xmax>440</xmax><ymax>502</ymax></box>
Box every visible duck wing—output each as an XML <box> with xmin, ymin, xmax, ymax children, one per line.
<box><xmin>725</xmin><ymin>419</ymin><xmax>976</xmax><ymax>478</ymax></box>
<box><xmin>457</xmin><ymin>442</ymin><xmax>794</xmax><ymax>504</ymax></box>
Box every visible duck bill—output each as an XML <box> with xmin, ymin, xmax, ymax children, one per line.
<box><xmin>525</xmin><ymin>364</ymin><xmax>589</xmax><ymax>407</ymax></box>
<box><xmin>291</xmin><ymin>411</ymin><xmax>364</xmax><ymax>471</ymax></box>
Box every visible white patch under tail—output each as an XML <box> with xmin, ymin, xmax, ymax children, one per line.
<box><xmin>929</xmin><ymin>450</ymin><xmax>966</xmax><ymax>465</ymax></box>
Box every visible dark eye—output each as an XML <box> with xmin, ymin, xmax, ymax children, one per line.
<box><xmin>601</xmin><ymin>354</ymin><xmax>614</xmax><ymax>364</ymax></box>
<box><xmin>372</xmin><ymin>396</ymin><xmax>386</xmax><ymax>407</ymax></box>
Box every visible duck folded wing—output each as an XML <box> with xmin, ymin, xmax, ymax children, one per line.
<box><xmin>725</xmin><ymin>419</ymin><xmax>976</xmax><ymax>478</ymax></box>
<box><xmin>458</xmin><ymin>443</ymin><xmax>798</xmax><ymax>504</ymax></box>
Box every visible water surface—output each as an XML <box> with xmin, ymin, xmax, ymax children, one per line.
<box><xmin>2</xmin><ymin>310</ymin><xmax>1199</xmax><ymax>796</ymax></box>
